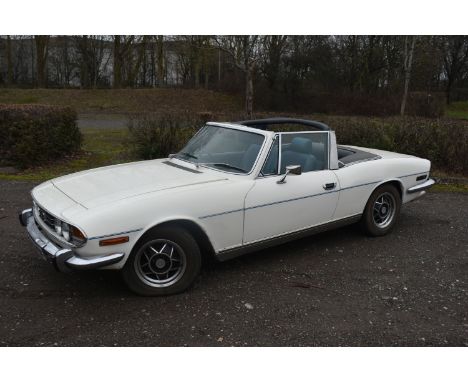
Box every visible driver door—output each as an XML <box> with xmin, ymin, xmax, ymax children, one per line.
<box><xmin>243</xmin><ymin>132</ymin><xmax>339</xmax><ymax>244</ymax></box>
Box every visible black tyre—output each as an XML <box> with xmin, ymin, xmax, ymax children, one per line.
<box><xmin>361</xmin><ymin>184</ymin><xmax>401</xmax><ymax>237</ymax></box>
<box><xmin>122</xmin><ymin>226</ymin><xmax>201</xmax><ymax>296</ymax></box>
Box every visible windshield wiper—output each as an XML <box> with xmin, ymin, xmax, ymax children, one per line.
<box><xmin>201</xmin><ymin>162</ymin><xmax>247</xmax><ymax>173</ymax></box>
<box><xmin>173</xmin><ymin>151</ymin><xmax>198</xmax><ymax>160</ymax></box>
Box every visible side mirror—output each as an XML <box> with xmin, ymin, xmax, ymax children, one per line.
<box><xmin>277</xmin><ymin>165</ymin><xmax>302</xmax><ymax>184</ymax></box>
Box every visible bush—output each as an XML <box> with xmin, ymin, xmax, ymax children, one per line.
<box><xmin>128</xmin><ymin>112</ymin><xmax>468</xmax><ymax>176</ymax></box>
<box><xmin>128</xmin><ymin>112</ymin><xmax>201</xmax><ymax>160</ymax></box>
<box><xmin>0</xmin><ymin>104</ymin><xmax>81</xmax><ymax>168</ymax></box>
<box><xmin>255</xmin><ymin>90</ymin><xmax>446</xmax><ymax>118</ymax></box>
<box><xmin>311</xmin><ymin>116</ymin><xmax>468</xmax><ymax>176</ymax></box>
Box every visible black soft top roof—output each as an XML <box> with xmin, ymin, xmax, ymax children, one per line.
<box><xmin>236</xmin><ymin>118</ymin><xmax>330</xmax><ymax>132</ymax></box>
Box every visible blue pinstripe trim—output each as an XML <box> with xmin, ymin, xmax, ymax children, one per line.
<box><xmin>199</xmin><ymin>181</ymin><xmax>379</xmax><ymax>219</ymax></box>
<box><xmin>199</xmin><ymin>209</ymin><xmax>244</xmax><ymax>219</ymax></box>
<box><xmin>340</xmin><ymin>180</ymin><xmax>379</xmax><ymax>191</ymax></box>
<box><xmin>88</xmin><ymin>228</ymin><xmax>143</xmax><ymax>240</ymax></box>
<box><xmin>244</xmin><ymin>189</ymin><xmax>340</xmax><ymax>211</ymax></box>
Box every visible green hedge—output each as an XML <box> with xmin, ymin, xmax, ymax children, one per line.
<box><xmin>128</xmin><ymin>112</ymin><xmax>204</xmax><ymax>160</ymax></box>
<box><xmin>128</xmin><ymin>112</ymin><xmax>468</xmax><ymax>176</ymax></box>
<box><xmin>0</xmin><ymin>104</ymin><xmax>82</xmax><ymax>168</ymax></box>
<box><xmin>318</xmin><ymin>116</ymin><xmax>468</xmax><ymax>176</ymax></box>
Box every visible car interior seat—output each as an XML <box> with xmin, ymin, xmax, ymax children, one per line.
<box><xmin>281</xmin><ymin>137</ymin><xmax>317</xmax><ymax>173</ymax></box>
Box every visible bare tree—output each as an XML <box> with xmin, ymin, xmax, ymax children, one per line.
<box><xmin>113</xmin><ymin>35</ymin><xmax>123</xmax><ymax>88</ymax></box>
<box><xmin>6</xmin><ymin>35</ymin><xmax>13</xmax><ymax>85</ymax></box>
<box><xmin>261</xmin><ymin>35</ymin><xmax>288</xmax><ymax>91</ymax></box>
<box><xmin>442</xmin><ymin>36</ymin><xmax>468</xmax><ymax>104</ymax></box>
<box><xmin>400</xmin><ymin>36</ymin><xmax>416</xmax><ymax>116</ymax></box>
<box><xmin>214</xmin><ymin>35</ymin><xmax>260</xmax><ymax>117</ymax></box>
<box><xmin>75</xmin><ymin>35</ymin><xmax>110</xmax><ymax>88</ymax></box>
<box><xmin>34</xmin><ymin>35</ymin><xmax>50</xmax><ymax>88</ymax></box>
<box><xmin>156</xmin><ymin>35</ymin><xmax>165</xmax><ymax>86</ymax></box>
<box><xmin>128</xmin><ymin>36</ymin><xmax>148</xmax><ymax>87</ymax></box>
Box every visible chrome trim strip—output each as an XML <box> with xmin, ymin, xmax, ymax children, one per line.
<box><xmin>398</xmin><ymin>172</ymin><xmax>428</xmax><ymax>179</ymax></box>
<box><xmin>199</xmin><ymin>181</ymin><xmax>379</xmax><ymax>219</ymax></box>
<box><xmin>257</xmin><ymin>134</ymin><xmax>279</xmax><ymax>178</ymax></box>
<box><xmin>278</xmin><ymin>133</ymin><xmax>282</xmax><ymax>175</ymax></box>
<box><xmin>407</xmin><ymin>178</ymin><xmax>435</xmax><ymax>194</ymax></box>
<box><xmin>88</xmin><ymin>228</ymin><xmax>143</xmax><ymax>240</ymax></box>
<box><xmin>217</xmin><ymin>214</ymin><xmax>362</xmax><ymax>261</ymax></box>
<box><xmin>340</xmin><ymin>156</ymin><xmax>382</xmax><ymax>167</ymax></box>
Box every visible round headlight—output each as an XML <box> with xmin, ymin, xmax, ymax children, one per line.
<box><xmin>61</xmin><ymin>222</ymin><xmax>70</xmax><ymax>241</ymax></box>
<box><xmin>70</xmin><ymin>225</ymin><xmax>87</xmax><ymax>246</ymax></box>
<box><xmin>54</xmin><ymin>220</ymin><xmax>62</xmax><ymax>235</ymax></box>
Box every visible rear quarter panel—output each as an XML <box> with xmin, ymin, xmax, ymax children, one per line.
<box><xmin>333</xmin><ymin>156</ymin><xmax>431</xmax><ymax>219</ymax></box>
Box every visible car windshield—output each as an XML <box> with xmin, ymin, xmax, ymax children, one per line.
<box><xmin>175</xmin><ymin>125</ymin><xmax>265</xmax><ymax>174</ymax></box>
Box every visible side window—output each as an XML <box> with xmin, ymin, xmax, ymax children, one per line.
<box><xmin>280</xmin><ymin>132</ymin><xmax>328</xmax><ymax>174</ymax></box>
<box><xmin>261</xmin><ymin>136</ymin><xmax>279</xmax><ymax>176</ymax></box>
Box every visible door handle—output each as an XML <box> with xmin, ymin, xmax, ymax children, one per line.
<box><xmin>323</xmin><ymin>182</ymin><xmax>336</xmax><ymax>190</ymax></box>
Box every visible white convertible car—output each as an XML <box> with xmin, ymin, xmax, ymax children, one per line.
<box><xmin>20</xmin><ymin>118</ymin><xmax>435</xmax><ymax>295</ymax></box>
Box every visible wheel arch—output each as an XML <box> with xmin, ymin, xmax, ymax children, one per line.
<box><xmin>370</xmin><ymin>179</ymin><xmax>404</xmax><ymax>201</ymax></box>
<box><xmin>131</xmin><ymin>218</ymin><xmax>217</xmax><ymax>262</ymax></box>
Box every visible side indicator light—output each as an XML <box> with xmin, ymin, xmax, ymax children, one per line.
<box><xmin>99</xmin><ymin>236</ymin><xmax>129</xmax><ymax>246</ymax></box>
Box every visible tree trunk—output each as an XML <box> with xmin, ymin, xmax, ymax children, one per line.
<box><xmin>400</xmin><ymin>36</ymin><xmax>416</xmax><ymax>116</ymax></box>
<box><xmin>6</xmin><ymin>36</ymin><xmax>13</xmax><ymax>86</ymax></box>
<box><xmin>35</xmin><ymin>35</ymin><xmax>49</xmax><ymax>88</ymax></box>
<box><xmin>245</xmin><ymin>65</ymin><xmax>254</xmax><ymax>118</ymax></box>
<box><xmin>157</xmin><ymin>36</ymin><xmax>164</xmax><ymax>87</ymax></box>
<box><xmin>446</xmin><ymin>79</ymin><xmax>455</xmax><ymax>104</ymax></box>
<box><xmin>150</xmin><ymin>45</ymin><xmax>156</xmax><ymax>87</ymax></box>
<box><xmin>128</xmin><ymin>36</ymin><xmax>147</xmax><ymax>87</ymax></box>
<box><xmin>79</xmin><ymin>36</ymin><xmax>90</xmax><ymax>88</ymax></box>
<box><xmin>113</xmin><ymin>35</ymin><xmax>122</xmax><ymax>88</ymax></box>
<box><xmin>217</xmin><ymin>49</ymin><xmax>221</xmax><ymax>86</ymax></box>
<box><xmin>30</xmin><ymin>38</ymin><xmax>35</xmax><ymax>86</ymax></box>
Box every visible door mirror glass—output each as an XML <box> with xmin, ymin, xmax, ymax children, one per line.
<box><xmin>277</xmin><ymin>165</ymin><xmax>302</xmax><ymax>184</ymax></box>
<box><xmin>286</xmin><ymin>164</ymin><xmax>302</xmax><ymax>175</ymax></box>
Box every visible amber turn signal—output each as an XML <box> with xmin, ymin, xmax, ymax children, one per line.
<box><xmin>99</xmin><ymin>236</ymin><xmax>129</xmax><ymax>246</ymax></box>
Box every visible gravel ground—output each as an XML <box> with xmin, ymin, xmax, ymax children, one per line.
<box><xmin>0</xmin><ymin>180</ymin><xmax>467</xmax><ymax>346</ymax></box>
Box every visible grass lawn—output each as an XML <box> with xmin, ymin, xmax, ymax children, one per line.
<box><xmin>0</xmin><ymin>88</ymin><xmax>242</xmax><ymax>114</ymax></box>
<box><xmin>431</xmin><ymin>183</ymin><xmax>468</xmax><ymax>192</ymax></box>
<box><xmin>445</xmin><ymin>101</ymin><xmax>468</xmax><ymax>120</ymax></box>
<box><xmin>0</xmin><ymin>127</ymin><xmax>133</xmax><ymax>182</ymax></box>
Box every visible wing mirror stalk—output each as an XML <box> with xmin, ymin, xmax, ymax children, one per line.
<box><xmin>277</xmin><ymin>165</ymin><xmax>302</xmax><ymax>184</ymax></box>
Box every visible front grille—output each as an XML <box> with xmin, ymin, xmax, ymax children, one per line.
<box><xmin>37</xmin><ymin>205</ymin><xmax>58</xmax><ymax>231</ymax></box>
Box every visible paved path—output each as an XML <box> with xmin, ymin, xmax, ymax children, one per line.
<box><xmin>0</xmin><ymin>180</ymin><xmax>467</xmax><ymax>346</ymax></box>
<box><xmin>77</xmin><ymin>113</ymin><xmax>129</xmax><ymax>130</ymax></box>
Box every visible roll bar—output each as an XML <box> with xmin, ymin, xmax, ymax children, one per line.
<box><xmin>236</xmin><ymin>118</ymin><xmax>330</xmax><ymax>131</ymax></box>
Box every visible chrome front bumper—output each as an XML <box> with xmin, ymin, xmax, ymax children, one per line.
<box><xmin>407</xmin><ymin>178</ymin><xmax>436</xmax><ymax>194</ymax></box>
<box><xmin>19</xmin><ymin>208</ymin><xmax>124</xmax><ymax>272</ymax></box>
